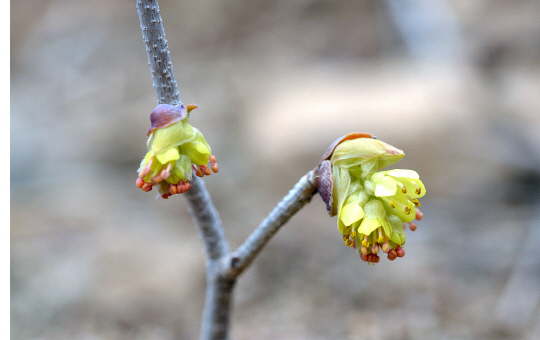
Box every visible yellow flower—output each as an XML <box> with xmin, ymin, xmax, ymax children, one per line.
<box><xmin>136</xmin><ymin>104</ymin><xmax>219</xmax><ymax>199</ymax></box>
<box><xmin>316</xmin><ymin>133</ymin><xmax>425</xmax><ymax>264</ymax></box>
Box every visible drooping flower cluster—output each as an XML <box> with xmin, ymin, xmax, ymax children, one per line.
<box><xmin>136</xmin><ymin>104</ymin><xmax>218</xmax><ymax>199</ymax></box>
<box><xmin>316</xmin><ymin>133</ymin><xmax>425</xmax><ymax>264</ymax></box>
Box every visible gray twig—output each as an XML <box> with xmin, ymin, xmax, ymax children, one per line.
<box><xmin>136</xmin><ymin>1</ymin><xmax>230</xmax><ymax>338</ymax></box>
<box><xmin>136</xmin><ymin>1</ymin><xmax>319</xmax><ymax>339</ymax></box>
<box><xmin>227</xmin><ymin>171</ymin><xmax>317</xmax><ymax>277</ymax></box>
<box><xmin>136</xmin><ymin>0</ymin><xmax>181</xmax><ymax>105</ymax></box>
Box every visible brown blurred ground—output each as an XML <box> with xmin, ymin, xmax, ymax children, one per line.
<box><xmin>10</xmin><ymin>0</ymin><xmax>540</xmax><ymax>339</ymax></box>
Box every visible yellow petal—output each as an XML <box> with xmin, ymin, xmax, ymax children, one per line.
<box><xmin>155</xmin><ymin>147</ymin><xmax>180</xmax><ymax>164</ymax></box>
<box><xmin>340</xmin><ymin>200</ymin><xmax>364</xmax><ymax>226</ymax></box>
<box><xmin>150</xmin><ymin>121</ymin><xmax>196</xmax><ymax>155</ymax></box>
<box><xmin>358</xmin><ymin>217</ymin><xmax>379</xmax><ymax>235</ymax></box>
<box><xmin>386</xmin><ymin>169</ymin><xmax>419</xmax><ymax>179</ymax></box>
<box><xmin>373</xmin><ymin>175</ymin><xmax>398</xmax><ymax>197</ymax></box>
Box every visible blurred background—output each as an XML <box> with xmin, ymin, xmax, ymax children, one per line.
<box><xmin>10</xmin><ymin>0</ymin><xmax>540</xmax><ymax>339</ymax></box>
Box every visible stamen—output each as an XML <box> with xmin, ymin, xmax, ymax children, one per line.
<box><xmin>210</xmin><ymin>155</ymin><xmax>219</xmax><ymax>173</ymax></box>
<box><xmin>152</xmin><ymin>163</ymin><xmax>173</xmax><ymax>183</ymax></box>
<box><xmin>193</xmin><ymin>164</ymin><xmax>204</xmax><ymax>177</ymax></box>
<box><xmin>377</xmin><ymin>227</ymin><xmax>384</xmax><ymax>243</ymax></box>
<box><xmin>177</xmin><ymin>181</ymin><xmax>186</xmax><ymax>194</ymax></box>
<box><xmin>140</xmin><ymin>158</ymin><xmax>154</xmax><ymax>178</ymax></box>
<box><xmin>362</xmin><ymin>236</ymin><xmax>369</xmax><ymax>247</ymax></box>
<box><xmin>199</xmin><ymin>165</ymin><xmax>212</xmax><ymax>176</ymax></box>
<box><xmin>387</xmin><ymin>249</ymin><xmax>397</xmax><ymax>261</ymax></box>
<box><xmin>404</xmin><ymin>206</ymin><xmax>411</xmax><ymax>215</ymax></box>
<box><xmin>141</xmin><ymin>182</ymin><xmax>153</xmax><ymax>192</ymax></box>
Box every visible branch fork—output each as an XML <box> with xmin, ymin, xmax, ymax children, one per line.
<box><xmin>136</xmin><ymin>1</ymin><xmax>319</xmax><ymax>339</ymax></box>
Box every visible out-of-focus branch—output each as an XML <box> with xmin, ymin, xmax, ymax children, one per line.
<box><xmin>227</xmin><ymin>171</ymin><xmax>317</xmax><ymax>277</ymax></box>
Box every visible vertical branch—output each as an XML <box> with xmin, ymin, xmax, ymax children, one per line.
<box><xmin>184</xmin><ymin>176</ymin><xmax>229</xmax><ymax>260</ymax></box>
<box><xmin>136</xmin><ymin>0</ymin><xmax>181</xmax><ymax>104</ymax></box>
<box><xmin>136</xmin><ymin>1</ymin><xmax>232</xmax><ymax>339</ymax></box>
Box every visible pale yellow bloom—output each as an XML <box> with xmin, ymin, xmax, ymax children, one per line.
<box><xmin>316</xmin><ymin>133</ymin><xmax>425</xmax><ymax>264</ymax></box>
<box><xmin>136</xmin><ymin>104</ymin><xmax>218</xmax><ymax>199</ymax></box>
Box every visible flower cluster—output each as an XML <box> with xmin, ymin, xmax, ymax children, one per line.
<box><xmin>136</xmin><ymin>104</ymin><xmax>218</xmax><ymax>199</ymax></box>
<box><xmin>316</xmin><ymin>133</ymin><xmax>425</xmax><ymax>264</ymax></box>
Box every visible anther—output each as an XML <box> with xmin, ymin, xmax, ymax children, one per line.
<box><xmin>142</xmin><ymin>182</ymin><xmax>153</xmax><ymax>192</ymax></box>
<box><xmin>401</xmin><ymin>186</ymin><xmax>407</xmax><ymax>194</ymax></box>
<box><xmin>404</xmin><ymin>206</ymin><xmax>411</xmax><ymax>215</ymax></box>
<box><xmin>412</xmin><ymin>198</ymin><xmax>421</xmax><ymax>207</ymax></box>
<box><xmin>408</xmin><ymin>222</ymin><xmax>417</xmax><ymax>231</ymax></box>
<box><xmin>210</xmin><ymin>155</ymin><xmax>219</xmax><ymax>173</ymax></box>
<box><xmin>396</xmin><ymin>246</ymin><xmax>405</xmax><ymax>258</ymax></box>
<box><xmin>343</xmin><ymin>235</ymin><xmax>349</xmax><ymax>241</ymax></box>
<box><xmin>415</xmin><ymin>187</ymin><xmax>422</xmax><ymax>195</ymax></box>
<box><xmin>389</xmin><ymin>201</ymin><xmax>396</xmax><ymax>208</ymax></box>
<box><xmin>360</xmin><ymin>254</ymin><xmax>368</xmax><ymax>262</ymax></box>
<box><xmin>200</xmin><ymin>165</ymin><xmax>212</xmax><ymax>176</ymax></box>
<box><xmin>161</xmin><ymin>193</ymin><xmax>170</xmax><ymax>199</ymax></box>
<box><xmin>351</xmin><ymin>230</ymin><xmax>357</xmax><ymax>239</ymax></box>
<box><xmin>184</xmin><ymin>181</ymin><xmax>191</xmax><ymax>191</ymax></box>
<box><xmin>136</xmin><ymin>178</ymin><xmax>145</xmax><ymax>189</ymax></box>
<box><xmin>193</xmin><ymin>164</ymin><xmax>204</xmax><ymax>177</ymax></box>
<box><xmin>360</xmin><ymin>246</ymin><xmax>369</xmax><ymax>255</ymax></box>
<box><xmin>415</xmin><ymin>209</ymin><xmax>423</xmax><ymax>220</ymax></box>
<box><xmin>382</xmin><ymin>243</ymin><xmax>390</xmax><ymax>253</ymax></box>
<box><xmin>371</xmin><ymin>244</ymin><xmax>379</xmax><ymax>254</ymax></box>
<box><xmin>387</xmin><ymin>249</ymin><xmax>397</xmax><ymax>261</ymax></box>
<box><xmin>169</xmin><ymin>183</ymin><xmax>178</xmax><ymax>195</ymax></box>
<box><xmin>362</xmin><ymin>236</ymin><xmax>369</xmax><ymax>247</ymax></box>
<box><xmin>177</xmin><ymin>181</ymin><xmax>186</xmax><ymax>194</ymax></box>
